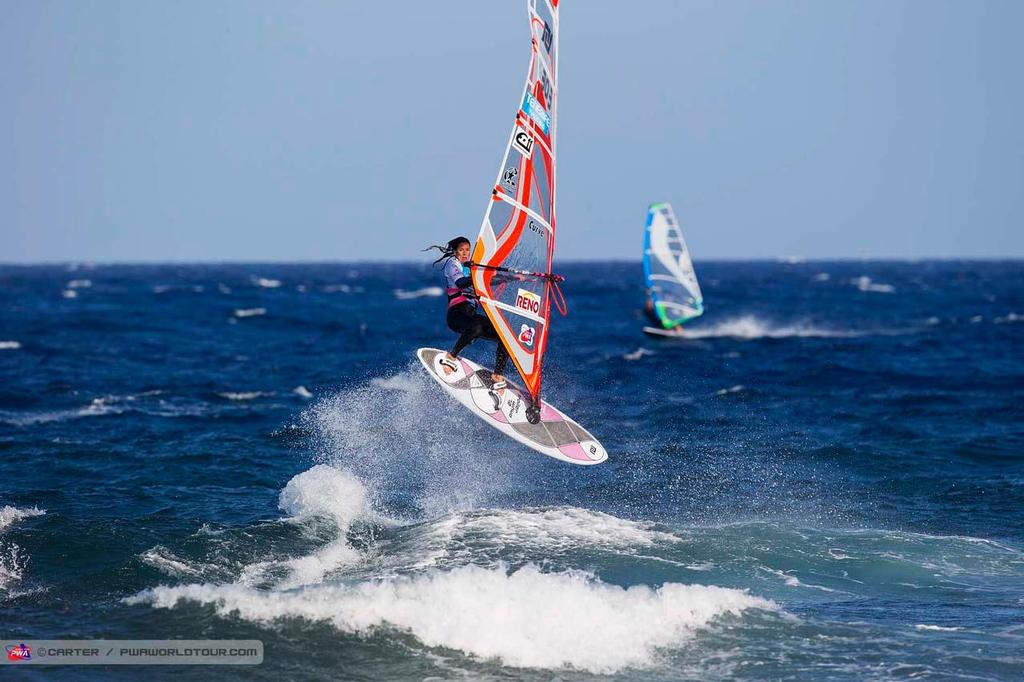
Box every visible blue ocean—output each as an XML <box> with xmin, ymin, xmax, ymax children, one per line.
<box><xmin>1</xmin><ymin>260</ymin><xmax>1022</xmax><ymax>680</ymax></box>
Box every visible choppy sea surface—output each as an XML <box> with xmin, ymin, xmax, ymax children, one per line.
<box><xmin>1</xmin><ymin>260</ymin><xmax>1022</xmax><ymax>681</ymax></box>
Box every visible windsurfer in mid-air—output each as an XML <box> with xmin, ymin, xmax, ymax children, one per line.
<box><xmin>426</xmin><ymin>237</ymin><xmax>509</xmax><ymax>393</ymax></box>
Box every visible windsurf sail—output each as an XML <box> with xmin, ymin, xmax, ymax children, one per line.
<box><xmin>471</xmin><ymin>0</ymin><xmax>561</xmax><ymax>403</ymax></box>
<box><xmin>642</xmin><ymin>202</ymin><xmax>704</xmax><ymax>328</ymax></box>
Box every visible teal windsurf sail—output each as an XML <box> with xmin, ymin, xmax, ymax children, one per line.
<box><xmin>642</xmin><ymin>202</ymin><xmax>704</xmax><ymax>328</ymax></box>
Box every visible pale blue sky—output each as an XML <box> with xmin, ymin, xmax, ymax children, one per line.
<box><xmin>3</xmin><ymin>0</ymin><xmax>1022</xmax><ymax>262</ymax></box>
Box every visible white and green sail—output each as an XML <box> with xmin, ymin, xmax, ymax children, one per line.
<box><xmin>642</xmin><ymin>202</ymin><xmax>704</xmax><ymax>328</ymax></box>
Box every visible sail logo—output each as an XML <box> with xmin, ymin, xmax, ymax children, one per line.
<box><xmin>512</xmin><ymin>127</ymin><xmax>533</xmax><ymax>159</ymax></box>
<box><xmin>541</xmin><ymin>21</ymin><xmax>553</xmax><ymax>53</ymax></box>
<box><xmin>6</xmin><ymin>643</ymin><xmax>31</xmax><ymax>661</ymax></box>
<box><xmin>515</xmin><ymin>288</ymin><xmax>541</xmax><ymax>315</ymax></box>
<box><xmin>502</xmin><ymin>166</ymin><xmax>518</xmax><ymax>190</ymax></box>
<box><xmin>519</xmin><ymin>323</ymin><xmax>536</xmax><ymax>347</ymax></box>
<box><xmin>521</xmin><ymin>93</ymin><xmax>550</xmax><ymax>135</ymax></box>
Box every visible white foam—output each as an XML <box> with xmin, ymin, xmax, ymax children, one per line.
<box><xmin>994</xmin><ymin>312</ymin><xmax>1021</xmax><ymax>324</ymax></box>
<box><xmin>969</xmin><ymin>315</ymin><xmax>983</xmax><ymax>323</ymax></box>
<box><xmin>130</xmin><ymin>563</ymin><xmax>774</xmax><ymax>673</ymax></box>
<box><xmin>429</xmin><ymin>507</ymin><xmax>682</xmax><ymax>555</ymax></box>
<box><xmin>253</xmin><ymin>277</ymin><xmax>282</xmax><ymax>288</ymax></box>
<box><xmin>304</xmin><ymin>365</ymin><xmax>522</xmax><ymax>517</ymax></box>
<box><xmin>0</xmin><ymin>543</ymin><xmax>29</xmax><ymax>594</ymax></box>
<box><xmin>914</xmin><ymin>624</ymin><xmax>962</xmax><ymax>632</ymax></box>
<box><xmin>0</xmin><ymin>506</ymin><xmax>45</xmax><ymax>594</ymax></box>
<box><xmin>66</xmin><ymin>279</ymin><xmax>92</xmax><ymax>289</ymax></box>
<box><xmin>680</xmin><ymin>316</ymin><xmax>862</xmax><ymax>340</ymax></box>
<box><xmin>239</xmin><ymin>466</ymin><xmax>369</xmax><ymax>589</ymax></box>
<box><xmin>852</xmin><ymin>276</ymin><xmax>895</xmax><ymax>293</ymax></box>
<box><xmin>0</xmin><ymin>341</ymin><xmax>21</xmax><ymax>350</ymax></box>
<box><xmin>394</xmin><ymin>287</ymin><xmax>444</xmax><ymax>300</ymax></box>
<box><xmin>293</xmin><ymin>386</ymin><xmax>313</xmax><ymax>399</ymax></box>
<box><xmin>217</xmin><ymin>391</ymin><xmax>269</xmax><ymax>401</ymax></box>
<box><xmin>623</xmin><ymin>348</ymin><xmax>655</xmax><ymax>361</ymax></box>
<box><xmin>714</xmin><ymin>385</ymin><xmax>745</xmax><ymax>396</ymax></box>
<box><xmin>62</xmin><ymin>289</ymin><xmax>78</xmax><ymax>299</ymax></box>
<box><xmin>813</xmin><ymin>272</ymin><xmax>831</xmax><ymax>282</ymax></box>
<box><xmin>925</xmin><ymin>317</ymin><xmax>941</xmax><ymax>326</ymax></box>
<box><xmin>140</xmin><ymin>547</ymin><xmax>206</xmax><ymax>578</ymax></box>
<box><xmin>321</xmin><ymin>284</ymin><xmax>352</xmax><ymax>293</ymax></box>
<box><xmin>233</xmin><ymin>308</ymin><xmax>266</xmax><ymax>318</ymax></box>
<box><xmin>0</xmin><ymin>506</ymin><xmax>45</xmax><ymax>533</ymax></box>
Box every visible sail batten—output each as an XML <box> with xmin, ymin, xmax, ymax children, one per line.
<box><xmin>472</xmin><ymin>0</ymin><xmax>559</xmax><ymax>401</ymax></box>
<box><xmin>642</xmin><ymin>202</ymin><xmax>704</xmax><ymax>328</ymax></box>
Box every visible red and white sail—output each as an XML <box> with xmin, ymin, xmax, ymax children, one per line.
<box><xmin>472</xmin><ymin>0</ymin><xmax>559</xmax><ymax>401</ymax></box>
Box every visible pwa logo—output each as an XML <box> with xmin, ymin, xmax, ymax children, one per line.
<box><xmin>519</xmin><ymin>323</ymin><xmax>536</xmax><ymax>347</ymax></box>
<box><xmin>515</xmin><ymin>289</ymin><xmax>540</xmax><ymax>315</ymax></box>
<box><xmin>6</xmin><ymin>643</ymin><xmax>31</xmax><ymax>661</ymax></box>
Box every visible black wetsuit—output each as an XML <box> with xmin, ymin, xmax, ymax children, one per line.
<box><xmin>444</xmin><ymin>258</ymin><xmax>509</xmax><ymax>376</ymax></box>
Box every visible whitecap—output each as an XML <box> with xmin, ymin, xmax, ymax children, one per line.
<box><xmin>217</xmin><ymin>391</ymin><xmax>269</xmax><ymax>401</ymax></box>
<box><xmin>253</xmin><ymin>277</ymin><xmax>282</xmax><ymax>288</ymax></box>
<box><xmin>66</xmin><ymin>279</ymin><xmax>92</xmax><ymax>289</ymax></box>
<box><xmin>0</xmin><ymin>506</ymin><xmax>45</xmax><ymax>595</ymax></box>
<box><xmin>238</xmin><ymin>466</ymin><xmax>370</xmax><ymax>589</ymax></box>
<box><xmin>714</xmin><ymin>385</ymin><xmax>745</xmax><ymax>396</ymax></box>
<box><xmin>914</xmin><ymin>624</ymin><xmax>962</xmax><ymax>632</ymax></box>
<box><xmin>129</xmin><ymin>563</ymin><xmax>775</xmax><ymax>674</ymax></box>
<box><xmin>394</xmin><ymin>287</ymin><xmax>444</xmax><ymax>300</ymax></box>
<box><xmin>994</xmin><ymin>312</ymin><xmax>1021</xmax><ymax>324</ymax></box>
<box><xmin>852</xmin><ymin>276</ymin><xmax>895</xmax><ymax>293</ymax></box>
<box><xmin>0</xmin><ymin>506</ymin><xmax>45</xmax><ymax>533</ymax></box>
<box><xmin>293</xmin><ymin>386</ymin><xmax>313</xmax><ymax>399</ymax></box>
<box><xmin>62</xmin><ymin>289</ymin><xmax>78</xmax><ymax>299</ymax></box>
<box><xmin>321</xmin><ymin>284</ymin><xmax>352</xmax><ymax>293</ymax></box>
<box><xmin>233</xmin><ymin>308</ymin><xmax>266</xmax><ymax>318</ymax></box>
<box><xmin>623</xmin><ymin>348</ymin><xmax>654</xmax><ymax>361</ymax></box>
<box><xmin>680</xmin><ymin>316</ymin><xmax>863</xmax><ymax>340</ymax></box>
<box><xmin>0</xmin><ymin>341</ymin><xmax>21</xmax><ymax>351</ymax></box>
<box><xmin>140</xmin><ymin>547</ymin><xmax>206</xmax><ymax>579</ymax></box>
<box><xmin>812</xmin><ymin>272</ymin><xmax>830</xmax><ymax>282</ymax></box>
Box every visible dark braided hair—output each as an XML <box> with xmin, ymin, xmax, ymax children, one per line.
<box><xmin>424</xmin><ymin>236</ymin><xmax>471</xmax><ymax>265</ymax></box>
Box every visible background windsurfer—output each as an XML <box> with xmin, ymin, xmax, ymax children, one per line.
<box><xmin>644</xmin><ymin>293</ymin><xmax>684</xmax><ymax>333</ymax></box>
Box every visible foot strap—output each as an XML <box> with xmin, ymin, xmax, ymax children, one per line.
<box><xmin>491</xmin><ymin>380</ymin><xmax>507</xmax><ymax>391</ymax></box>
<box><xmin>439</xmin><ymin>356</ymin><xmax>458</xmax><ymax>372</ymax></box>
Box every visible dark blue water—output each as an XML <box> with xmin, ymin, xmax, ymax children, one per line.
<box><xmin>1</xmin><ymin>261</ymin><xmax>1022</xmax><ymax>680</ymax></box>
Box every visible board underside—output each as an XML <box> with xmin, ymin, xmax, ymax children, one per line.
<box><xmin>417</xmin><ymin>348</ymin><xmax>607</xmax><ymax>465</ymax></box>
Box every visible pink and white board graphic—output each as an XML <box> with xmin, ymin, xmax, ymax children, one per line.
<box><xmin>417</xmin><ymin>348</ymin><xmax>607</xmax><ymax>465</ymax></box>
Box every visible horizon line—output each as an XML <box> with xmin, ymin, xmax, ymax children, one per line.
<box><xmin>2</xmin><ymin>256</ymin><xmax>1023</xmax><ymax>268</ymax></box>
